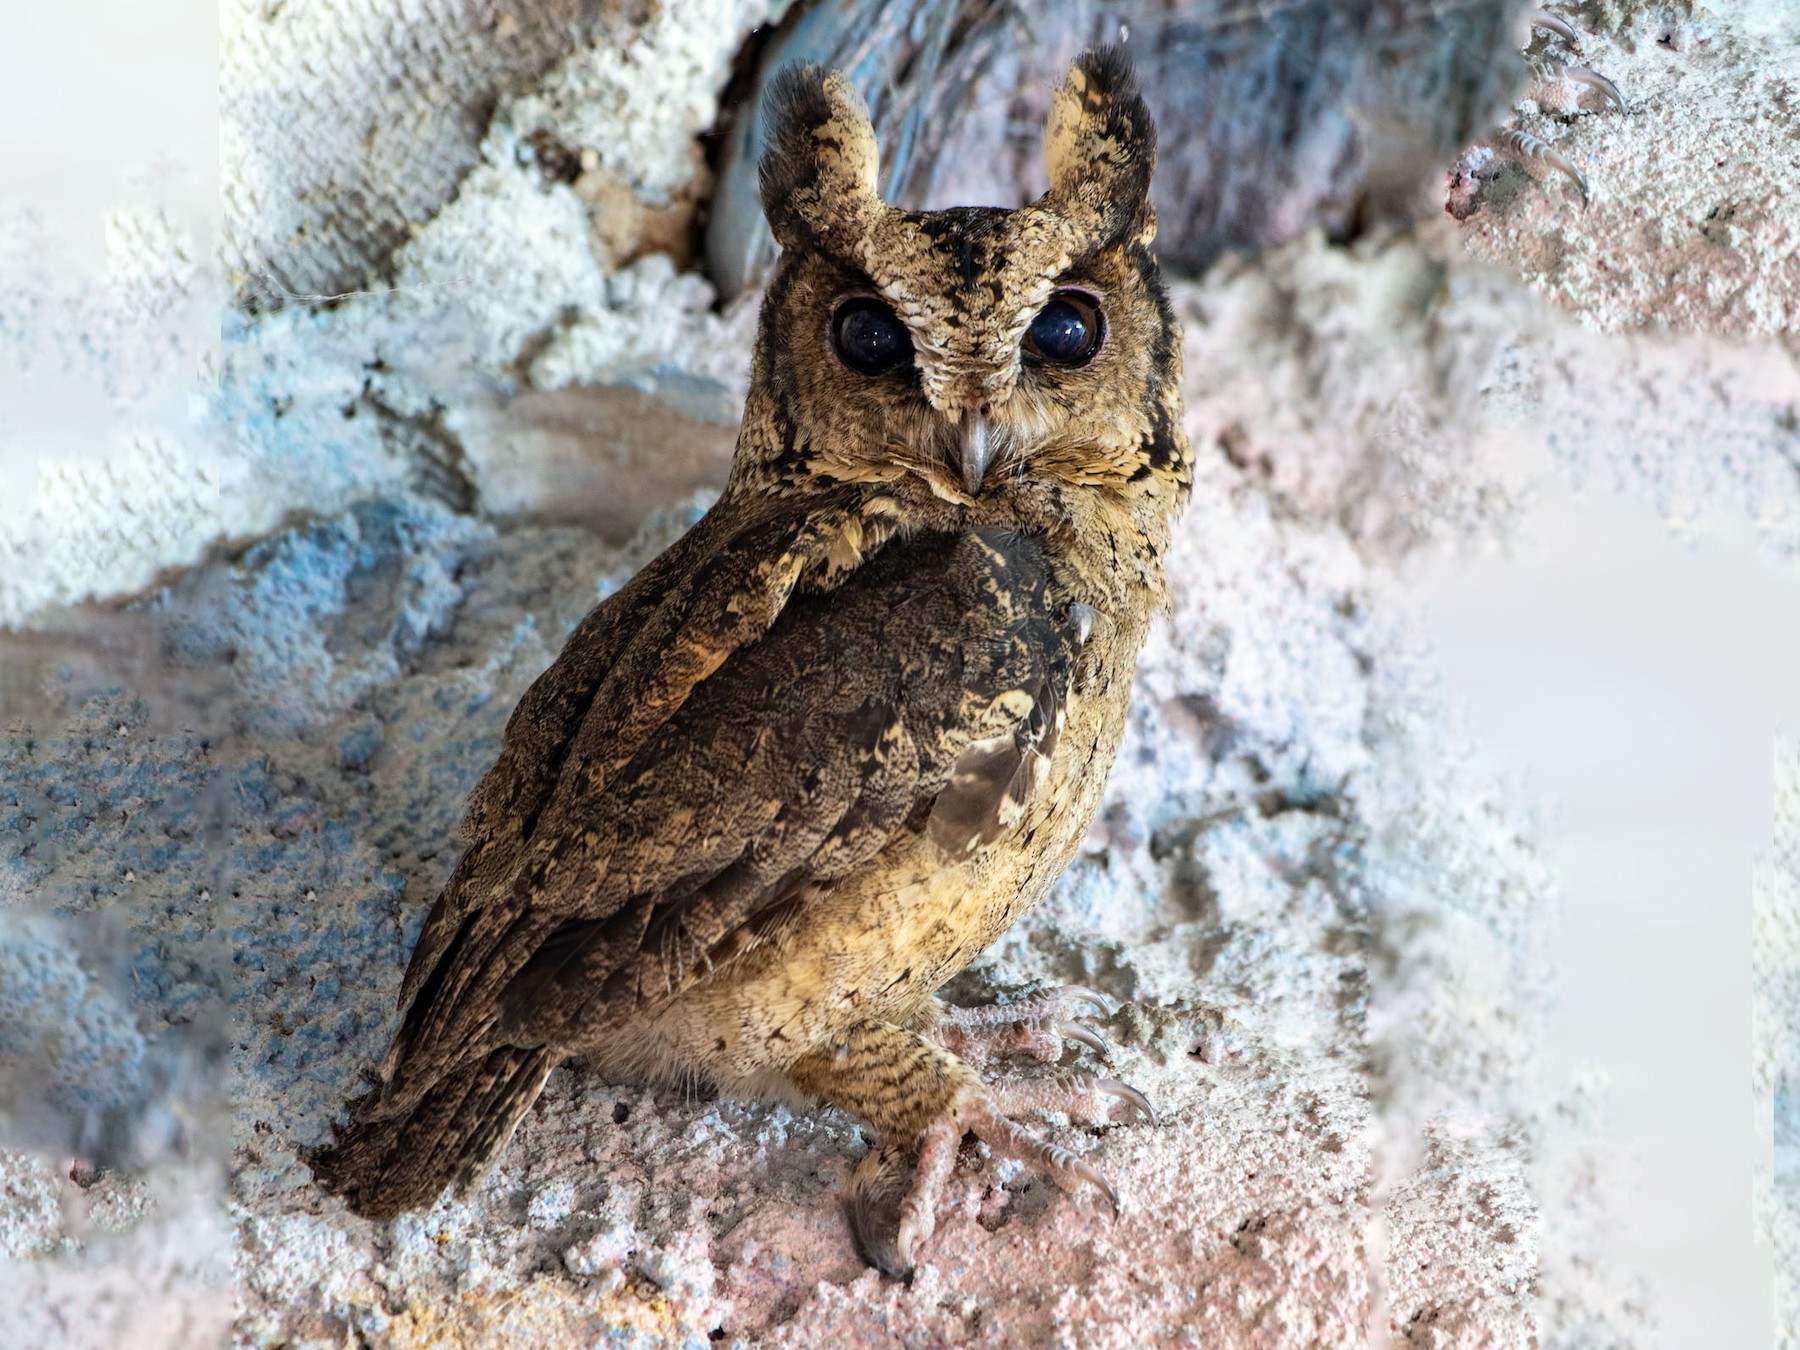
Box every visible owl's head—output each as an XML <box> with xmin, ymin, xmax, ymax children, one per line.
<box><xmin>739</xmin><ymin>47</ymin><xmax>1188</xmax><ymax>511</ymax></box>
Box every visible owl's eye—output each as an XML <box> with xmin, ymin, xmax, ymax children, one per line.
<box><xmin>1023</xmin><ymin>292</ymin><xmax>1103</xmax><ymax>367</ymax></box>
<box><xmin>831</xmin><ymin>298</ymin><xmax>913</xmax><ymax>376</ymax></box>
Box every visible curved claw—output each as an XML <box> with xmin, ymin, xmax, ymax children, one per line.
<box><xmin>1054</xmin><ymin>1021</ymin><xmax>1115</xmax><ymax>1063</ymax></box>
<box><xmin>1565</xmin><ymin>65</ymin><xmax>1628</xmax><ymax>114</ymax></box>
<box><xmin>967</xmin><ymin>1097</ymin><xmax>1124</xmax><ymax>1216</ymax></box>
<box><xmin>1528</xmin><ymin>9</ymin><xmax>1582</xmax><ymax>50</ymax></box>
<box><xmin>1493</xmin><ymin>125</ymin><xmax>1590</xmax><ymax>205</ymax></box>
<box><xmin>1071</xmin><ymin>1157</ymin><xmax>1120</xmax><ymax>1215</ymax></box>
<box><xmin>1061</xmin><ymin>985</ymin><xmax>1120</xmax><ymax>1019</ymax></box>
<box><xmin>1093</xmin><ymin>1077</ymin><xmax>1159</xmax><ymax>1126</ymax></box>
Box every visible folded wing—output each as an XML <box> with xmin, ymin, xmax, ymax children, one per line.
<box><xmin>374</xmin><ymin>518</ymin><xmax>1088</xmax><ymax>1114</ymax></box>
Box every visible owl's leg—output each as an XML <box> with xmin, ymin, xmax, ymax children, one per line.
<box><xmin>916</xmin><ymin>984</ymin><xmax>1120</xmax><ymax>1069</ymax></box>
<box><xmin>787</xmin><ymin>1017</ymin><xmax>1150</xmax><ymax>1277</ymax></box>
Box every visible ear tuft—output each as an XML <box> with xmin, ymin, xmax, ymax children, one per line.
<box><xmin>1042</xmin><ymin>45</ymin><xmax>1157</xmax><ymax>249</ymax></box>
<box><xmin>758</xmin><ymin>63</ymin><xmax>883</xmax><ymax>253</ymax></box>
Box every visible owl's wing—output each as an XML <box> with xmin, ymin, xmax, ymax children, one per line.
<box><xmin>395</xmin><ymin>505</ymin><xmax>730</xmax><ymax>1014</ymax></box>
<box><xmin>384</xmin><ymin>495</ymin><xmax>880</xmax><ymax>1086</ymax></box>
<box><xmin>378</xmin><ymin>516</ymin><xmax>1087</xmax><ymax>1106</ymax></box>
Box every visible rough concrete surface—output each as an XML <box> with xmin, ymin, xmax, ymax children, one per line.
<box><xmin>1453</xmin><ymin>1</ymin><xmax>1800</xmax><ymax>337</ymax></box>
<box><xmin>1</xmin><ymin>1</ymin><xmax>1796</xmax><ymax>1347</ymax></box>
<box><xmin>1758</xmin><ymin>737</ymin><xmax>1799</xmax><ymax>1348</ymax></box>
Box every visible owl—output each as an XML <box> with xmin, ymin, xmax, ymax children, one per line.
<box><xmin>310</xmin><ymin>45</ymin><xmax>1191</xmax><ymax>1276</ymax></box>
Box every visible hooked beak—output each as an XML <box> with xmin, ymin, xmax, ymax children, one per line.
<box><xmin>959</xmin><ymin>411</ymin><xmax>992</xmax><ymax>496</ymax></box>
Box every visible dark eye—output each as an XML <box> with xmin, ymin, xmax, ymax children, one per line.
<box><xmin>831</xmin><ymin>298</ymin><xmax>913</xmax><ymax>376</ymax></box>
<box><xmin>1024</xmin><ymin>292</ymin><xmax>1103</xmax><ymax>367</ymax></box>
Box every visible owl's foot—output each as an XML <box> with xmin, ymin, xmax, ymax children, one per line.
<box><xmin>848</xmin><ymin>1080</ymin><xmax>1153</xmax><ymax>1277</ymax></box>
<box><xmin>925</xmin><ymin>984</ymin><xmax>1119</xmax><ymax>1069</ymax></box>
<box><xmin>1525</xmin><ymin>5</ymin><xmax>1627</xmax><ymax>122</ymax></box>
<box><xmin>787</xmin><ymin>1016</ymin><xmax>1154</xmax><ymax>1277</ymax></box>
<box><xmin>990</xmin><ymin>1071</ymin><xmax>1157</xmax><ymax>1128</ymax></box>
<box><xmin>1457</xmin><ymin>8</ymin><xmax>1629</xmax><ymax>211</ymax></box>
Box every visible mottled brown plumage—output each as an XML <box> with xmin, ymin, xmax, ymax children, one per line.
<box><xmin>310</xmin><ymin>46</ymin><xmax>1190</xmax><ymax>1274</ymax></box>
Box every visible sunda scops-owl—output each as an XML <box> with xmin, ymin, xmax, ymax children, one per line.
<box><xmin>311</xmin><ymin>45</ymin><xmax>1191</xmax><ymax>1276</ymax></box>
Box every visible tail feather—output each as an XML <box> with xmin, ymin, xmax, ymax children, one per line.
<box><xmin>307</xmin><ymin>1045</ymin><xmax>555</xmax><ymax>1220</ymax></box>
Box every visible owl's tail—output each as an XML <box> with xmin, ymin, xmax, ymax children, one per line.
<box><xmin>306</xmin><ymin>1044</ymin><xmax>555</xmax><ymax>1220</ymax></box>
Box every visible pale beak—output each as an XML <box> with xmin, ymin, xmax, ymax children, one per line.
<box><xmin>959</xmin><ymin>410</ymin><xmax>992</xmax><ymax>496</ymax></box>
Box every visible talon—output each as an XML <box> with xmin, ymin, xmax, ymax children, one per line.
<box><xmin>1071</xmin><ymin>1157</ymin><xmax>1120</xmax><ymax>1214</ymax></box>
<box><xmin>1493</xmin><ymin>126</ymin><xmax>1589</xmax><ymax>205</ymax></box>
<box><xmin>1528</xmin><ymin>8</ymin><xmax>1582</xmax><ymax>50</ymax></box>
<box><xmin>1093</xmin><ymin>1077</ymin><xmax>1158</xmax><ymax>1125</ymax></box>
<box><xmin>1565</xmin><ymin>64</ymin><xmax>1628</xmax><ymax>114</ymax></box>
<box><xmin>872</xmin><ymin>1123</ymin><xmax>957</xmax><ymax>1279</ymax></box>
<box><xmin>1054</xmin><ymin>1020</ymin><xmax>1114</xmax><ymax>1062</ymax></box>
<box><xmin>1062</xmin><ymin>985</ymin><xmax>1119</xmax><ymax>1019</ymax></box>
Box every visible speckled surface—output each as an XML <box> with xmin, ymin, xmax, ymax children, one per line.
<box><xmin>1452</xmin><ymin>2</ymin><xmax>1800</xmax><ymax>336</ymax></box>
<box><xmin>0</xmin><ymin>256</ymin><xmax>1603</xmax><ymax>1344</ymax></box>
<box><xmin>1758</xmin><ymin>736</ymin><xmax>1799</xmax><ymax>1349</ymax></box>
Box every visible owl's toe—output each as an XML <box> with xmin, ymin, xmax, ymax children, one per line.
<box><xmin>928</xmin><ymin>983</ymin><xmax>1124</xmax><ymax>1067</ymax></box>
<box><xmin>1052</xmin><ymin>1019</ymin><xmax>1114</xmax><ymax>1062</ymax></box>
<box><xmin>852</xmin><ymin>1088</ymin><xmax>1135</xmax><ymax>1278</ymax></box>
<box><xmin>962</xmin><ymin>1096</ymin><xmax>1121</xmax><ymax>1214</ymax></box>
<box><xmin>1564</xmin><ymin>64</ymin><xmax>1627</xmax><ymax>114</ymax></box>
<box><xmin>991</xmin><ymin>1071</ymin><xmax>1158</xmax><ymax>1128</ymax></box>
<box><xmin>935</xmin><ymin>983</ymin><xmax>1119</xmax><ymax>1030</ymax></box>
<box><xmin>848</xmin><ymin>1135</ymin><xmax>936</xmax><ymax>1279</ymax></box>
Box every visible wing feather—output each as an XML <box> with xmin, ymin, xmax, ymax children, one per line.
<box><xmin>378</xmin><ymin>518</ymin><xmax>1088</xmax><ymax>1108</ymax></box>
